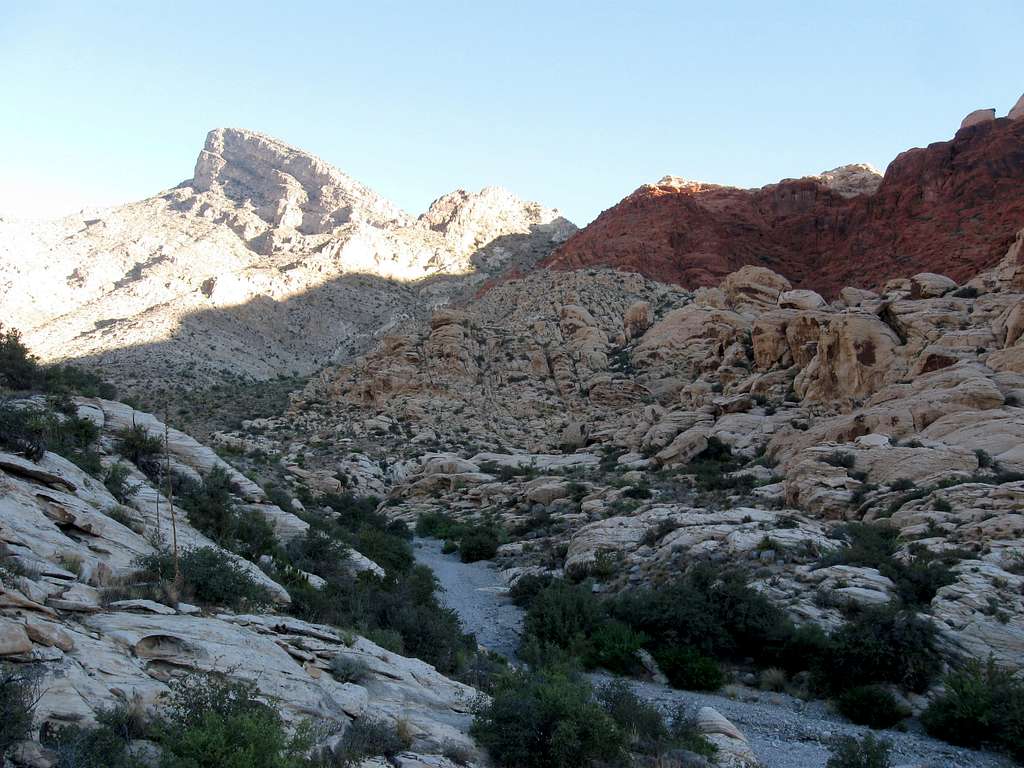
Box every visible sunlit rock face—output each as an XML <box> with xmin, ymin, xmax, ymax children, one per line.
<box><xmin>545</xmin><ymin>115</ymin><xmax>1024</xmax><ymax>296</ymax></box>
<box><xmin>0</xmin><ymin>128</ymin><xmax>575</xmax><ymax>389</ymax></box>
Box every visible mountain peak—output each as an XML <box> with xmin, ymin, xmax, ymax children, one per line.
<box><xmin>192</xmin><ymin>127</ymin><xmax>411</xmax><ymax>233</ymax></box>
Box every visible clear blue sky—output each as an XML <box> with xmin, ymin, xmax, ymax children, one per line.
<box><xmin>2</xmin><ymin>0</ymin><xmax>1022</xmax><ymax>224</ymax></box>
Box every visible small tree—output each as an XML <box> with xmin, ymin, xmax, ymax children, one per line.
<box><xmin>0</xmin><ymin>663</ymin><xmax>39</xmax><ymax>764</ymax></box>
<box><xmin>0</xmin><ymin>325</ymin><xmax>39</xmax><ymax>391</ymax></box>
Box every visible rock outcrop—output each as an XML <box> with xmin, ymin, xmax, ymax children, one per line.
<box><xmin>545</xmin><ymin>106</ymin><xmax>1024</xmax><ymax>296</ymax></box>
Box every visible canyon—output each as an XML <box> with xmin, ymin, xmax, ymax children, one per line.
<box><xmin>3</xmin><ymin>98</ymin><xmax>1024</xmax><ymax>768</ymax></box>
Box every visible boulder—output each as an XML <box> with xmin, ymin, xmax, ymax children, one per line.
<box><xmin>796</xmin><ymin>314</ymin><xmax>903</xmax><ymax>402</ymax></box>
<box><xmin>960</xmin><ymin>108</ymin><xmax>996</xmax><ymax>129</ymax></box>
<box><xmin>722</xmin><ymin>266</ymin><xmax>792</xmax><ymax>312</ymax></box>
<box><xmin>778</xmin><ymin>289</ymin><xmax>826</xmax><ymax>310</ymax></box>
<box><xmin>839</xmin><ymin>286</ymin><xmax>879</xmax><ymax>307</ymax></box>
<box><xmin>0</xmin><ymin>618</ymin><xmax>33</xmax><ymax>655</ymax></box>
<box><xmin>910</xmin><ymin>272</ymin><xmax>957</xmax><ymax>299</ymax></box>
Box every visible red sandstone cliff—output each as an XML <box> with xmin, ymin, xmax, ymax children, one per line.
<box><xmin>545</xmin><ymin>116</ymin><xmax>1024</xmax><ymax>296</ymax></box>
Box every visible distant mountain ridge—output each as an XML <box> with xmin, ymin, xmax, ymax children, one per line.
<box><xmin>0</xmin><ymin>128</ymin><xmax>575</xmax><ymax>391</ymax></box>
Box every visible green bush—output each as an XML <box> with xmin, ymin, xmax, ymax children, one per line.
<box><xmin>470</xmin><ymin>667</ymin><xmax>626</xmax><ymax>768</ymax></box>
<box><xmin>45</xmin><ymin>723</ymin><xmax>134</xmax><ymax>768</ymax></box>
<box><xmin>583</xmin><ymin>620</ymin><xmax>646</xmax><ymax>674</ymax></box>
<box><xmin>154</xmin><ymin>674</ymin><xmax>311</xmax><ymax>768</ymax></box>
<box><xmin>523</xmin><ymin>580</ymin><xmax>604</xmax><ymax>649</ymax></box>
<box><xmin>593</xmin><ymin>680</ymin><xmax>715</xmax><ymax>758</ymax></box>
<box><xmin>815</xmin><ymin>607</ymin><xmax>942</xmax><ymax>695</ymax></box>
<box><xmin>655</xmin><ymin>646</ymin><xmax>725</xmax><ymax>691</ymax></box>
<box><xmin>921</xmin><ymin>658</ymin><xmax>1024</xmax><ymax>760</ymax></box>
<box><xmin>824</xmin><ymin>451</ymin><xmax>856</xmax><ymax>469</ymax></box>
<box><xmin>826</xmin><ymin>733</ymin><xmax>893</xmax><ymax>768</ymax></box>
<box><xmin>117</xmin><ymin>424</ymin><xmax>164</xmax><ymax>479</ymax></box>
<box><xmin>325</xmin><ymin>717</ymin><xmax>410</xmax><ymax>767</ymax></box>
<box><xmin>0</xmin><ymin>401</ymin><xmax>100</xmax><ymax>465</ymax></box>
<box><xmin>818</xmin><ymin>523</ymin><xmax>960</xmax><ymax>608</ymax></box>
<box><xmin>0</xmin><ymin>324</ymin><xmax>39</xmax><ymax>390</ymax></box>
<box><xmin>103</xmin><ymin>462</ymin><xmax>138</xmax><ymax>504</ymax></box>
<box><xmin>0</xmin><ymin>663</ymin><xmax>38</xmax><ymax>760</ymax></box>
<box><xmin>136</xmin><ymin>547</ymin><xmax>275</xmax><ymax>610</ymax></box>
<box><xmin>176</xmin><ymin>466</ymin><xmax>237</xmax><ymax>541</ymax></box>
<box><xmin>509</xmin><ymin>573</ymin><xmax>554</xmax><ymax>607</ymax></box>
<box><xmin>329</xmin><ymin>654</ymin><xmax>371</xmax><ymax>683</ymax></box>
<box><xmin>836</xmin><ymin>685</ymin><xmax>909</xmax><ymax>729</ymax></box>
<box><xmin>610</xmin><ymin>563</ymin><xmax>794</xmax><ymax>666</ymax></box>
<box><xmin>459</xmin><ymin>527</ymin><xmax>500</xmax><ymax>562</ymax></box>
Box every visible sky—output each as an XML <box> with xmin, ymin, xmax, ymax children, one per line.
<box><xmin>2</xmin><ymin>1</ymin><xmax>1023</xmax><ymax>226</ymax></box>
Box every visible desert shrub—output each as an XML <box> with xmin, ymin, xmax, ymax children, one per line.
<box><xmin>0</xmin><ymin>402</ymin><xmax>49</xmax><ymax>460</ymax></box>
<box><xmin>154</xmin><ymin>673</ymin><xmax>311</xmax><ymax>768</ymax></box>
<box><xmin>325</xmin><ymin>717</ymin><xmax>409</xmax><ymax>767</ymax></box>
<box><xmin>836</xmin><ymin>685</ymin><xmax>909</xmax><ymax>729</ymax></box>
<box><xmin>759</xmin><ymin>667</ymin><xmax>788</xmax><ymax>692</ymax></box>
<box><xmin>136</xmin><ymin>547</ymin><xmax>274</xmax><ymax>610</ymax></box>
<box><xmin>889</xmin><ymin>477</ymin><xmax>914</xmax><ymax>492</ymax></box>
<box><xmin>286</xmin><ymin>561</ymin><xmax>472</xmax><ymax>675</ymax></box>
<box><xmin>655</xmin><ymin>646</ymin><xmax>725</xmax><ymax>691</ymax></box>
<box><xmin>470</xmin><ymin>667</ymin><xmax>626</xmax><ymax>768</ymax></box>
<box><xmin>826</xmin><ymin>733</ymin><xmax>893</xmax><ymax>768</ymax></box>
<box><xmin>45</xmin><ymin>723</ymin><xmax>134</xmax><ymax>768</ymax></box>
<box><xmin>41</xmin><ymin>364</ymin><xmax>117</xmax><ymax>400</ymax></box>
<box><xmin>176</xmin><ymin>466</ymin><xmax>237</xmax><ymax>542</ymax></box>
<box><xmin>176</xmin><ymin>468</ymin><xmax>278</xmax><ymax>560</ymax></box>
<box><xmin>824</xmin><ymin>451</ymin><xmax>856</xmax><ymax>469</ymax></box>
<box><xmin>974</xmin><ymin>448</ymin><xmax>993</xmax><ymax>468</ymax></box>
<box><xmin>459</xmin><ymin>527</ymin><xmax>500</xmax><ymax>562</ymax></box>
<box><xmin>0</xmin><ymin>663</ymin><xmax>39</xmax><ymax>760</ymax></box>
<box><xmin>583</xmin><ymin>620</ymin><xmax>646</xmax><ymax>674</ymax></box>
<box><xmin>285</xmin><ymin>530</ymin><xmax>351</xmax><ymax>584</ymax></box>
<box><xmin>329</xmin><ymin>654</ymin><xmax>371</xmax><ymax>684</ymax></box>
<box><xmin>623</xmin><ymin>481</ymin><xmax>652</xmax><ymax>499</ymax></box>
<box><xmin>819</xmin><ymin>523</ymin><xmax>959</xmax><ymax>608</ymax></box>
<box><xmin>524</xmin><ymin>580</ymin><xmax>605</xmax><ymax>646</ymax></box>
<box><xmin>103</xmin><ymin>462</ymin><xmax>138</xmax><ymax>504</ymax></box>
<box><xmin>0</xmin><ymin>400</ymin><xmax>100</xmax><ymax>465</ymax></box>
<box><xmin>416</xmin><ymin>511</ymin><xmax>469</xmax><ymax>540</ymax></box>
<box><xmin>509</xmin><ymin>573</ymin><xmax>555</xmax><ymax>607</ymax></box>
<box><xmin>815</xmin><ymin>606</ymin><xmax>942</xmax><ymax>695</ymax></box>
<box><xmin>610</xmin><ymin>563</ymin><xmax>795</xmax><ymax>667</ymax></box>
<box><xmin>921</xmin><ymin>658</ymin><xmax>1024</xmax><ymax>760</ymax></box>
<box><xmin>593</xmin><ymin>680</ymin><xmax>668</xmax><ymax>755</ymax></box>
<box><xmin>641</xmin><ymin>518</ymin><xmax>681</xmax><ymax>546</ymax></box>
<box><xmin>117</xmin><ymin>424</ymin><xmax>164</xmax><ymax>479</ymax></box>
<box><xmin>685</xmin><ymin>438</ymin><xmax>754</xmax><ymax>493</ymax></box>
<box><xmin>264</xmin><ymin>484</ymin><xmax>294</xmax><ymax>512</ymax></box>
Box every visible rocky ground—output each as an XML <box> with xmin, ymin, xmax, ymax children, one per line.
<box><xmin>413</xmin><ymin>538</ymin><xmax>524</xmax><ymax>661</ymax></box>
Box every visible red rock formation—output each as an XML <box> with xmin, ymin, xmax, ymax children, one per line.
<box><xmin>546</xmin><ymin>117</ymin><xmax>1024</xmax><ymax>296</ymax></box>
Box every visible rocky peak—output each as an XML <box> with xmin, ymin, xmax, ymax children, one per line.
<box><xmin>192</xmin><ymin>127</ymin><xmax>411</xmax><ymax>233</ymax></box>
<box><xmin>811</xmin><ymin>163</ymin><xmax>882</xmax><ymax>197</ymax></box>
<box><xmin>418</xmin><ymin>186</ymin><xmax>575</xmax><ymax>260</ymax></box>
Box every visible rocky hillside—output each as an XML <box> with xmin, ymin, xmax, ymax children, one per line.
<box><xmin>544</xmin><ymin>98</ymin><xmax>1024</xmax><ymax>296</ymax></box>
<box><xmin>249</xmin><ymin>227</ymin><xmax>1024</xmax><ymax>682</ymax></box>
<box><xmin>0</xmin><ymin>390</ymin><xmax>486</xmax><ymax>766</ymax></box>
<box><xmin>0</xmin><ymin>128</ymin><xmax>574</xmax><ymax>392</ymax></box>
